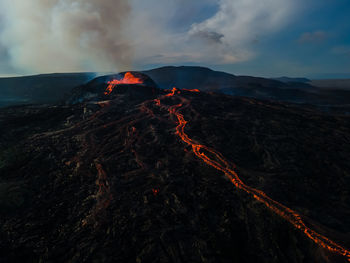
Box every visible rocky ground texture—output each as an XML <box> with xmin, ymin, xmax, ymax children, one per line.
<box><xmin>0</xmin><ymin>74</ymin><xmax>350</xmax><ymax>262</ymax></box>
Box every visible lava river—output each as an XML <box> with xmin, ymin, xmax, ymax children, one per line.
<box><xmin>104</xmin><ymin>74</ymin><xmax>350</xmax><ymax>261</ymax></box>
<box><xmin>156</xmin><ymin>87</ymin><xmax>350</xmax><ymax>261</ymax></box>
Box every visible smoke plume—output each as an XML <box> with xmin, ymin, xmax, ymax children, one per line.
<box><xmin>188</xmin><ymin>0</ymin><xmax>294</xmax><ymax>63</ymax></box>
<box><xmin>0</xmin><ymin>0</ymin><xmax>298</xmax><ymax>74</ymax></box>
<box><xmin>0</xmin><ymin>0</ymin><xmax>131</xmax><ymax>73</ymax></box>
<box><xmin>128</xmin><ymin>0</ymin><xmax>295</xmax><ymax>65</ymax></box>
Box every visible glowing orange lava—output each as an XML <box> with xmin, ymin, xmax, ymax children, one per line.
<box><xmin>152</xmin><ymin>188</ymin><xmax>159</xmax><ymax>196</ymax></box>
<box><xmin>154</xmin><ymin>99</ymin><xmax>161</xmax><ymax>106</ymax></box>
<box><xmin>156</xmin><ymin>88</ymin><xmax>350</xmax><ymax>261</ymax></box>
<box><xmin>104</xmin><ymin>72</ymin><xmax>144</xmax><ymax>95</ymax></box>
<box><xmin>165</xmin><ymin>87</ymin><xmax>180</xmax><ymax>97</ymax></box>
<box><xmin>182</xmin><ymin>88</ymin><xmax>200</xmax><ymax>93</ymax></box>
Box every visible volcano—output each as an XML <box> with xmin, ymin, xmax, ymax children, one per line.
<box><xmin>67</xmin><ymin>71</ymin><xmax>160</xmax><ymax>104</ymax></box>
<box><xmin>0</xmin><ymin>72</ymin><xmax>350</xmax><ymax>262</ymax></box>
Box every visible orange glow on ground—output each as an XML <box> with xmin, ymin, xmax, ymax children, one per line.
<box><xmin>152</xmin><ymin>188</ymin><xmax>159</xmax><ymax>196</ymax></box>
<box><xmin>155</xmin><ymin>88</ymin><xmax>350</xmax><ymax>261</ymax></box>
<box><xmin>104</xmin><ymin>72</ymin><xmax>144</xmax><ymax>95</ymax></box>
<box><xmin>154</xmin><ymin>99</ymin><xmax>161</xmax><ymax>106</ymax></box>
<box><xmin>100</xmin><ymin>76</ymin><xmax>349</xmax><ymax>260</ymax></box>
<box><xmin>165</xmin><ymin>87</ymin><xmax>179</xmax><ymax>97</ymax></box>
<box><xmin>182</xmin><ymin>88</ymin><xmax>200</xmax><ymax>93</ymax></box>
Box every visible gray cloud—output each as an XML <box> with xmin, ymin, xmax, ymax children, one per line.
<box><xmin>188</xmin><ymin>0</ymin><xmax>295</xmax><ymax>63</ymax></box>
<box><xmin>129</xmin><ymin>0</ymin><xmax>297</xmax><ymax>65</ymax></box>
<box><xmin>298</xmin><ymin>31</ymin><xmax>327</xmax><ymax>44</ymax></box>
<box><xmin>192</xmin><ymin>31</ymin><xmax>224</xmax><ymax>44</ymax></box>
<box><xmin>0</xmin><ymin>41</ymin><xmax>16</xmax><ymax>76</ymax></box>
<box><xmin>0</xmin><ymin>0</ymin><xmax>300</xmax><ymax>74</ymax></box>
<box><xmin>0</xmin><ymin>0</ymin><xmax>131</xmax><ymax>74</ymax></box>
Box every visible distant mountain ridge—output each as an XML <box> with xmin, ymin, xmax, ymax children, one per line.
<box><xmin>1</xmin><ymin>66</ymin><xmax>350</xmax><ymax>108</ymax></box>
<box><xmin>143</xmin><ymin>66</ymin><xmax>350</xmax><ymax>106</ymax></box>
<box><xmin>311</xmin><ymin>79</ymin><xmax>350</xmax><ymax>90</ymax></box>
<box><xmin>0</xmin><ymin>73</ymin><xmax>94</xmax><ymax>107</ymax></box>
<box><xmin>143</xmin><ymin>66</ymin><xmax>291</xmax><ymax>91</ymax></box>
<box><xmin>272</xmin><ymin>77</ymin><xmax>311</xmax><ymax>83</ymax></box>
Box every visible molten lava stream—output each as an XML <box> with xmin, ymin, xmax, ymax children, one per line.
<box><xmin>156</xmin><ymin>89</ymin><xmax>350</xmax><ymax>261</ymax></box>
<box><xmin>182</xmin><ymin>88</ymin><xmax>200</xmax><ymax>93</ymax></box>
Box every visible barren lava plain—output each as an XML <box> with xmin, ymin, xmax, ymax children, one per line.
<box><xmin>0</xmin><ymin>72</ymin><xmax>350</xmax><ymax>262</ymax></box>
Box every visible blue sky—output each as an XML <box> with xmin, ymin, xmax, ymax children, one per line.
<box><xmin>0</xmin><ymin>0</ymin><xmax>349</xmax><ymax>78</ymax></box>
<box><xmin>225</xmin><ymin>0</ymin><xmax>350</xmax><ymax>78</ymax></box>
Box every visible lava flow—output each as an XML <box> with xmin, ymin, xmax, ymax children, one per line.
<box><xmin>104</xmin><ymin>72</ymin><xmax>144</xmax><ymax>95</ymax></box>
<box><xmin>165</xmin><ymin>87</ymin><xmax>179</xmax><ymax>97</ymax></box>
<box><xmin>155</xmin><ymin>87</ymin><xmax>350</xmax><ymax>261</ymax></box>
<box><xmin>182</xmin><ymin>88</ymin><xmax>200</xmax><ymax>93</ymax></box>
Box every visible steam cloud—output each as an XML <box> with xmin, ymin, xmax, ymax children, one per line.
<box><xmin>0</xmin><ymin>0</ymin><xmax>297</xmax><ymax>74</ymax></box>
<box><xmin>121</xmin><ymin>0</ymin><xmax>296</xmax><ymax>65</ymax></box>
<box><xmin>188</xmin><ymin>0</ymin><xmax>294</xmax><ymax>63</ymax></box>
<box><xmin>0</xmin><ymin>0</ymin><xmax>131</xmax><ymax>73</ymax></box>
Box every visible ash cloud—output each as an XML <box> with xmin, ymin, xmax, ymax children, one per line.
<box><xmin>192</xmin><ymin>31</ymin><xmax>224</xmax><ymax>44</ymax></box>
<box><xmin>129</xmin><ymin>0</ymin><xmax>297</xmax><ymax>65</ymax></box>
<box><xmin>0</xmin><ymin>0</ymin><xmax>299</xmax><ymax>74</ymax></box>
<box><xmin>188</xmin><ymin>0</ymin><xmax>295</xmax><ymax>63</ymax></box>
<box><xmin>0</xmin><ymin>0</ymin><xmax>131</xmax><ymax>74</ymax></box>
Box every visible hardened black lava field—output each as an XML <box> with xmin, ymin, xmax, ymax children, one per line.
<box><xmin>0</xmin><ymin>73</ymin><xmax>350</xmax><ymax>262</ymax></box>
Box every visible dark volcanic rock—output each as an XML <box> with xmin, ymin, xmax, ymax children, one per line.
<box><xmin>0</xmin><ymin>83</ymin><xmax>349</xmax><ymax>262</ymax></box>
<box><xmin>2</xmin><ymin>67</ymin><xmax>350</xmax><ymax>110</ymax></box>
<box><xmin>0</xmin><ymin>73</ymin><xmax>93</xmax><ymax>107</ymax></box>
<box><xmin>143</xmin><ymin>66</ymin><xmax>350</xmax><ymax>107</ymax></box>
<box><xmin>273</xmin><ymin>77</ymin><xmax>311</xmax><ymax>84</ymax></box>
